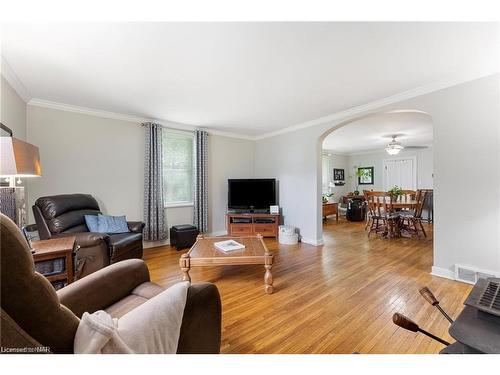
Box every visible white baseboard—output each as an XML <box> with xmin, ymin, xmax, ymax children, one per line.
<box><xmin>431</xmin><ymin>266</ymin><xmax>455</xmax><ymax>281</ymax></box>
<box><xmin>300</xmin><ymin>237</ymin><xmax>324</xmax><ymax>246</ymax></box>
<box><xmin>143</xmin><ymin>239</ymin><xmax>170</xmax><ymax>249</ymax></box>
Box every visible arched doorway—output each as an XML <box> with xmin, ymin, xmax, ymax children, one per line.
<box><xmin>317</xmin><ymin>109</ymin><xmax>434</xmax><ymax>248</ymax></box>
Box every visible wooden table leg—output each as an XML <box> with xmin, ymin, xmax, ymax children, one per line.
<box><xmin>264</xmin><ymin>253</ymin><xmax>274</xmax><ymax>294</ymax></box>
<box><xmin>179</xmin><ymin>253</ymin><xmax>191</xmax><ymax>282</ymax></box>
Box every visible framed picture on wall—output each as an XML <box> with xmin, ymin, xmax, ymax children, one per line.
<box><xmin>358</xmin><ymin>167</ymin><xmax>374</xmax><ymax>185</ymax></box>
<box><xmin>333</xmin><ymin>168</ymin><xmax>345</xmax><ymax>181</ymax></box>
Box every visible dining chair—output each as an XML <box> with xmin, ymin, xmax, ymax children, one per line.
<box><xmin>420</xmin><ymin>188</ymin><xmax>434</xmax><ymax>223</ymax></box>
<box><xmin>362</xmin><ymin>189</ymin><xmax>377</xmax><ymax>229</ymax></box>
<box><xmin>365</xmin><ymin>192</ymin><xmax>399</xmax><ymax>238</ymax></box>
<box><xmin>362</xmin><ymin>190</ymin><xmax>372</xmax><ymax>230</ymax></box>
<box><xmin>400</xmin><ymin>189</ymin><xmax>428</xmax><ymax>238</ymax></box>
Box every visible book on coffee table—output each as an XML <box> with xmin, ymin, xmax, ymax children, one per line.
<box><xmin>214</xmin><ymin>239</ymin><xmax>246</xmax><ymax>252</ymax></box>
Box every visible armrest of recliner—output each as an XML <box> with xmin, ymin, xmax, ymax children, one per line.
<box><xmin>57</xmin><ymin>259</ymin><xmax>151</xmax><ymax>318</ymax></box>
<box><xmin>127</xmin><ymin>221</ymin><xmax>145</xmax><ymax>233</ymax></box>
<box><xmin>75</xmin><ymin>232</ymin><xmax>110</xmax><ymax>247</ymax></box>
<box><xmin>177</xmin><ymin>283</ymin><xmax>222</xmax><ymax>354</ymax></box>
<box><xmin>56</xmin><ymin>232</ymin><xmax>110</xmax><ymax>248</ymax></box>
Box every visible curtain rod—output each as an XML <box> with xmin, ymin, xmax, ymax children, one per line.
<box><xmin>141</xmin><ymin>122</ymin><xmax>194</xmax><ymax>132</ymax></box>
<box><xmin>141</xmin><ymin>122</ymin><xmax>209</xmax><ymax>135</ymax></box>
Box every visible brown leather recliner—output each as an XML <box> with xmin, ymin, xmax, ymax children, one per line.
<box><xmin>0</xmin><ymin>213</ymin><xmax>222</xmax><ymax>353</ymax></box>
<box><xmin>33</xmin><ymin>194</ymin><xmax>144</xmax><ymax>279</ymax></box>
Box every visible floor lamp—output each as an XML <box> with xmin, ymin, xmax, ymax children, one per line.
<box><xmin>0</xmin><ymin>122</ymin><xmax>42</xmax><ymax>227</ymax></box>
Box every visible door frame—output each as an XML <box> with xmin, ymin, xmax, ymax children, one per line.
<box><xmin>382</xmin><ymin>156</ymin><xmax>418</xmax><ymax>190</ymax></box>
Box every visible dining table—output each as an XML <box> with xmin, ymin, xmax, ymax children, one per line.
<box><xmin>372</xmin><ymin>199</ymin><xmax>417</xmax><ymax>210</ymax></box>
<box><xmin>370</xmin><ymin>199</ymin><xmax>418</xmax><ymax>238</ymax></box>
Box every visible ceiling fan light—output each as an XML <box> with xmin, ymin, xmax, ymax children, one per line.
<box><xmin>385</xmin><ymin>138</ymin><xmax>404</xmax><ymax>155</ymax></box>
<box><xmin>386</xmin><ymin>147</ymin><xmax>402</xmax><ymax>155</ymax></box>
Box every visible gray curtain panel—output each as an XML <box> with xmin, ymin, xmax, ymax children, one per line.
<box><xmin>194</xmin><ymin>130</ymin><xmax>209</xmax><ymax>233</ymax></box>
<box><xmin>143</xmin><ymin>122</ymin><xmax>166</xmax><ymax>240</ymax></box>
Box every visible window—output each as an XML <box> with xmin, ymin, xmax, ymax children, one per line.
<box><xmin>162</xmin><ymin>129</ymin><xmax>194</xmax><ymax>206</ymax></box>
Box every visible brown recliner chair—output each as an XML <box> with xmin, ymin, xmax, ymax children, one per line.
<box><xmin>33</xmin><ymin>194</ymin><xmax>144</xmax><ymax>279</ymax></box>
<box><xmin>0</xmin><ymin>213</ymin><xmax>222</xmax><ymax>353</ymax></box>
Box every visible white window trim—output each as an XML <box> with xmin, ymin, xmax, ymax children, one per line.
<box><xmin>165</xmin><ymin>202</ymin><xmax>194</xmax><ymax>209</ymax></box>
<box><xmin>161</xmin><ymin>126</ymin><xmax>194</xmax><ymax>137</ymax></box>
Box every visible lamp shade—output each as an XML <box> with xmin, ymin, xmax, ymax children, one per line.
<box><xmin>0</xmin><ymin>137</ymin><xmax>42</xmax><ymax>177</ymax></box>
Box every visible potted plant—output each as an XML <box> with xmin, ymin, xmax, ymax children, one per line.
<box><xmin>350</xmin><ymin>168</ymin><xmax>370</xmax><ymax>195</ymax></box>
<box><xmin>322</xmin><ymin>193</ymin><xmax>334</xmax><ymax>203</ymax></box>
<box><xmin>388</xmin><ymin>185</ymin><xmax>403</xmax><ymax>199</ymax></box>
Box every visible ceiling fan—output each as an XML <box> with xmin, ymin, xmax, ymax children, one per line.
<box><xmin>385</xmin><ymin>135</ymin><xmax>428</xmax><ymax>155</ymax></box>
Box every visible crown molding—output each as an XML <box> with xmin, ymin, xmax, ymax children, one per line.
<box><xmin>23</xmin><ymin>70</ymin><xmax>498</xmax><ymax>142</ymax></box>
<box><xmin>254</xmin><ymin>71</ymin><xmax>499</xmax><ymax>140</ymax></box>
<box><xmin>0</xmin><ymin>57</ymin><xmax>32</xmax><ymax>103</ymax></box>
<box><xmin>27</xmin><ymin>98</ymin><xmax>256</xmax><ymax>140</ymax></box>
<box><xmin>201</xmin><ymin>128</ymin><xmax>256</xmax><ymax>141</ymax></box>
<box><xmin>28</xmin><ymin>98</ymin><xmax>155</xmax><ymax>123</ymax></box>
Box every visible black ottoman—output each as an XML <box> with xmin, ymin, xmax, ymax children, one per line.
<box><xmin>170</xmin><ymin>224</ymin><xmax>200</xmax><ymax>250</ymax></box>
<box><xmin>346</xmin><ymin>198</ymin><xmax>366</xmax><ymax>222</ymax></box>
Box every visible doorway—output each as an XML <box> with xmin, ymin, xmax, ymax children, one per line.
<box><xmin>318</xmin><ymin>110</ymin><xmax>434</xmax><ymax>263</ymax></box>
<box><xmin>383</xmin><ymin>157</ymin><xmax>417</xmax><ymax>191</ymax></box>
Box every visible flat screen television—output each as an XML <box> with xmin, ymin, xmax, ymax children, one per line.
<box><xmin>228</xmin><ymin>179</ymin><xmax>277</xmax><ymax>211</ymax></box>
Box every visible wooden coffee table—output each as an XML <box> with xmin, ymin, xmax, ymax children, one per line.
<box><xmin>179</xmin><ymin>234</ymin><xmax>274</xmax><ymax>294</ymax></box>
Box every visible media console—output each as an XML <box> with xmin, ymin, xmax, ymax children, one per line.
<box><xmin>227</xmin><ymin>212</ymin><xmax>280</xmax><ymax>238</ymax></box>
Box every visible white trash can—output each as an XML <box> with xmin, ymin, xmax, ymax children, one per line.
<box><xmin>279</xmin><ymin>225</ymin><xmax>298</xmax><ymax>245</ymax></box>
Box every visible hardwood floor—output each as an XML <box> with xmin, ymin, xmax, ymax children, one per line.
<box><xmin>144</xmin><ymin>218</ymin><xmax>471</xmax><ymax>354</ymax></box>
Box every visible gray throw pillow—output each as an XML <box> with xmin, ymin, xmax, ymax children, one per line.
<box><xmin>97</xmin><ymin>214</ymin><xmax>130</xmax><ymax>234</ymax></box>
<box><xmin>84</xmin><ymin>214</ymin><xmax>99</xmax><ymax>232</ymax></box>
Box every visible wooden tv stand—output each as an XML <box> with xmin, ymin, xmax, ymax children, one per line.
<box><xmin>227</xmin><ymin>213</ymin><xmax>280</xmax><ymax>238</ymax></box>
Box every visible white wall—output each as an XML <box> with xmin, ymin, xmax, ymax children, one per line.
<box><xmin>255</xmin><ymin>129</ymin><xmax>319</xmax><ymax>243</ymax></box>
<box><xmin>255</xmin><ymin>74</ymin><xmax>500</xmax><ymax>277</ymax></box>
<box><xmin>208</xmin><ymin>134</ymin><xmax>255</xmax><ymax>234</ymax></box>
<box><xmin>345</xmin><ymin>147</ymin><xmax>433</xmax><ymax>191</ymax></box>
<box><xmin>321</xmin><ymin>152</ymin><xmax>349</xmax><ymax>198</ymax></box>
<box><xmin>26</xmin><ymin>105</ymin><xmax>145</xmax><ymax>221</ymax></box>
<box><xmin>26</xmin><ymin>105</ymin><xmax>255</xmax><ymax>236</ymax></box>
<box><xmin>1</xmin><ymin>77</ymin><xmax>26</xmax><ymax>140</ymax></box>
<box><xmin>321</xmin><ymin>147</ymin><xmax>433</xmax><ymax>198</ymax></box>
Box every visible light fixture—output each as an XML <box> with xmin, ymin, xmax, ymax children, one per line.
<box><xmin>0</xmin><ymin>136</ymin><xmax>42</xmax><ymax>185</ymax></box>
<box><xmin>0</xmin><ymin>123</ymin><xmax>42</xmax><ymax>226</ymax></box>
<box><xmin>385</xmin><ymin>135</ymin><xmax>404</xmax><ymax>155</ymax></box>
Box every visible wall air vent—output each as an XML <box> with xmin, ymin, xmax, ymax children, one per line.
<box><xmin>454</xmin><ymin>264</ymin><xmax>497</xmax><ymax>285</ymax></box>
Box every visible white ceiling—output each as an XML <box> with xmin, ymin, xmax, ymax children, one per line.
<box><xmin>1</xmin><ymin>22</ymin><xmax>498</xmax><ymax>137</ymax></box>
<box><xmin>322</xmin><ymin>111</ymin><xmax>433</xmax><ymax>154</ymax></box>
